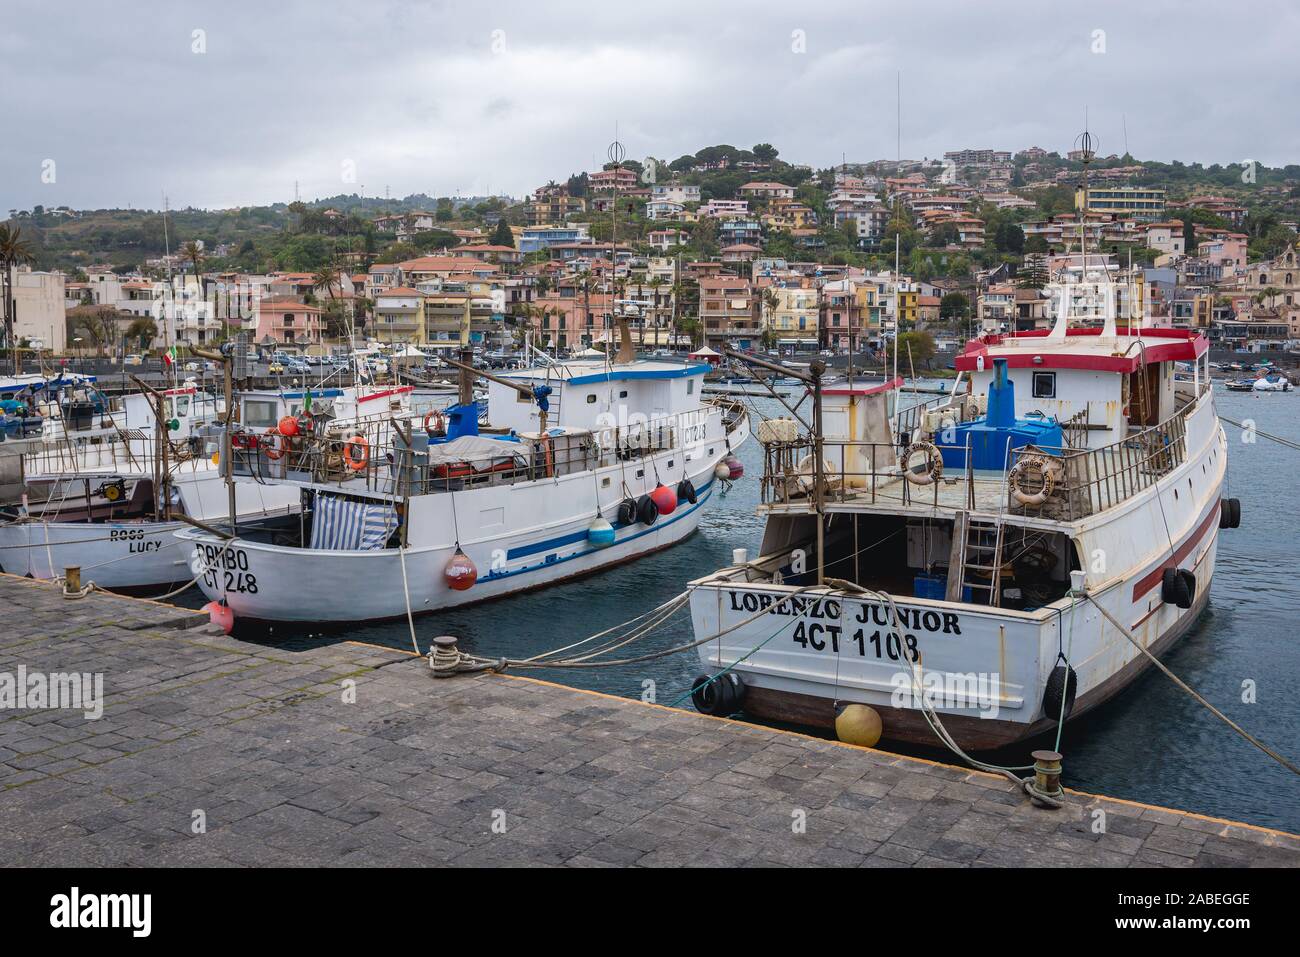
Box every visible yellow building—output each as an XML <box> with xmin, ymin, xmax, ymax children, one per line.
<box><xmin>764</xmin><ymin>285</ymin><xmax>819</xmax><ymax>347</ymax></box>
<box><xmin>373</xmin><ymin>287</ymin><xmax>426</xmax><ymax>343</ymax></box>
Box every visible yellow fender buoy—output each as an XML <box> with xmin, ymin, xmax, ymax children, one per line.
<box><xmin>835</xmin><ymin>703</ymin><xmax>882</xmax><ymax>747</ymax></box>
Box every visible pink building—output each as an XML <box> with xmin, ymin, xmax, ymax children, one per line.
<box><xmin>255</xmin><ymin>297</ymin><xmax>323</xmax><ymax>346</ymax></box>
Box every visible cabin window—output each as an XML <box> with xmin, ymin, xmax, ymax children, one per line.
<box><xmin>586</xmin><ymin>394</ymin><xmax>597</xmax><ymax>404</ymax></box>
<box><xmin>516</xmin><ymin>391</ymin><xmax>531</xmax><ymax>404</ymax></box>
<box><xmin>619</xmin><ymin>390</ymin><xmax>628</xmax><ymax>398</ymax></box>
<box><xmin>243</xmin><ymin>399</ymin><xmax>279</xmax><ymax>427</ymax></box>
<box><xmin>1031</xmin><ymin>371</ymin><xmax>1056</xmax><ymax>399</ymax></box>
<box><xmin>687</xmin><ymin>379</ymin><xmax>696</xmax><ymax>395</ymax></box>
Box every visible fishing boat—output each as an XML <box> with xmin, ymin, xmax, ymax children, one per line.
<box><xmin>0</xmin><ymin>382</ymin><xmax>411</xmax><ymax>591</ymax></box>
<box><xmin>685</xmin><ymin>263</ymin><xmax>1237</xmax><ymax>750</ymax></box>
<box><xmin>179</xmin><ymin>328</ymin><xmax>750</xmax><ymax>624</ymax></box>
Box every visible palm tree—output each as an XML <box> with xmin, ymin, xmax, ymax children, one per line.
<box><xmin>0</xmin><ymin>223</ymin><xmax>35</xmax><ymax>368</ymax></box>
<box><xmin>182</xmin><ymin>240</ymin><xmax>204</xmax><ymax>301</ymax></box>
<box><xmin>760</xmin><ymin>286</ymin><xmax>780</xmax><ymax>344</ymax></box>
<box><xmin>647</xmin><ymin>275</ymin><xmax>665</xmax><ymax>345</ymax></box>
<box><xmin>124</xmin><ymin>316</ymin><xmax>159</xmax><ymax>351</ymax></box>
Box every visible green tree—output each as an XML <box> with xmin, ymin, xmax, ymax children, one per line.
<box><xmin>939</xmin><ymin>292</ymin><xmax>970</xmax><ymax>320</ymax></box>
<box><xmin>124</xmin><ymin>316</ymin><xmax>158</xmax><ymax>350</ymax></box>
<box><xmin>897</xmin><ymin>330</ymin><xmax>936</xmax><ymax>370</ymax></box>
<box><xmin>489</xmin><ymin>218</ymin><xmax>515</xmax><ymax>247</ymax></box>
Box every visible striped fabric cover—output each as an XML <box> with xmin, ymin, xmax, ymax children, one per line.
<box><xmin>309</xmin><ymin>494</ymin><xmax>398</xmax><ymax>551</ymax></box>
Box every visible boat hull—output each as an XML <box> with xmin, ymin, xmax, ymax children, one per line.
<box><xmin>0</xmin><ymin>519</ymin><xmax>193</xmax><ymax>590</ymax></box>
<box><xmin>185</xmin><ymin>477</ymin><xmax>717</xmax><ymax>624</ymax></box>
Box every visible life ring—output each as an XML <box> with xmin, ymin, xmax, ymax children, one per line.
<box><xmin>423</xmin><ymin>410</ymin><xmax>446</xmax><ymax>435</ymax></box>
<box><xmin>1009</xmin><ymin>453</ymin><xmax>1060</xmax><ymax>507</ymax></box>
<box><xmin>900</xmin><ymin>442</ymin><xmax>942</xmax><ymax>486</ymax></box>
<box><xmin>343</xmin><ymin>435</ymin><xmax>369</xmax><ymax>471</ymax></box>
<box><xmin>264</xmin><ymin>427</ymin><xmax>287</xmax><ymax>461</ymax></box>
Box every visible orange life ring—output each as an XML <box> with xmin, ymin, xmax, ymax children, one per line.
<box><xmin>264</xmin><ymin>428</ymin><xmax>286</xmax><ymax>461</ymax></box>
<box><xmin>344</xmin><ymin>435</ymin><xmax>369</xmax><ymax>471</ymax></box>
<box><xmin>423</xmin><ymin>410</ymin><xmax>446</xmax><ymax>434</ymax></box>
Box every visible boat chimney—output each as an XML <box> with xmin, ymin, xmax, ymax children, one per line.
<box><xmin>987</xmin><ymin>357</ymin><xmax>1015</xmax><ymax>429</ymax></box>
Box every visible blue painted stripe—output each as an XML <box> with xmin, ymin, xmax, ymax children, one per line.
<box><xmin>482</xmin><ymin>476</ymin><xmax>716</xmax><ymax>583</ymax></box>
<box><xmin>561</xmin><ymin>364</ymin><xmax>712</xmax><ymax>386</ymax></box>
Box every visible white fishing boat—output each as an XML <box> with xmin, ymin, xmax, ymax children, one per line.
<box><xmin>685</xmin><ymin>264</ymin><xmax>1238</xmax><ymax>751</ymax></box>
<box><xmin>180</xmin><ymin>334</ymin><xmax>750</xmax><ymax>624</ymax></box>
<box><xmin>0</xmin><ymin>383</ymin><xmax>411</xmax><ymax>591</ymax></box>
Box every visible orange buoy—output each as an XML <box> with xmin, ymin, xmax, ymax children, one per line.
<box><xmin>343</xmin><ymin>435</ymin><xmax>369</xmax><ymax>471</ymax></box>
<box><xmin>649</xmin><ymin>483</ymin><xmax>678</xmax><ymax>516</ymax></box>
<box><xmin>202</xmin><ymin>600</ymin><xmax>234</xmax><ymax>634</ymax></box>
<box><xmin>277</xmin><ymin>415</ymin><xmax>299</xmax><ymax>437</ymax></box>
<box><xmin>423</xmin><ymin>410</ymin><xmax>446</xmax><ymax>434</ymax></box>
<box><xmin>444</xmin><ymin>548</ymin><xmax>477</xmax><ymax>591</ymax></box>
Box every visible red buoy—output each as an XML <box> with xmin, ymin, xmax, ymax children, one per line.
<box><xmin>649</xmin><ymin>483</ymin><xmax>678</xmax><ymax>516</ymax></box>
<box><xmin>277</xmin><ymin>416</ymin><xmax>299</xmax><ymax>437</ymax></box>
<box><xmin>444</xmin><ymin>548</ymin><xmax>477</xmax><ymax>591</ymax></box>
<box><xmin>202</xmin><ymin>600</ymin><xmax>234</xmax><ymax>634</ymax></box>
<box><xmin>725</xmin><ymin>455</ymin><xmax>744</xmax><ymax>481</ymax></box>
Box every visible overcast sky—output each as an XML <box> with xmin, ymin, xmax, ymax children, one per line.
<box><xmin>4</xmin><ymin>0</ymin><xmax>1297</xmax><ymax>212</ymax></box>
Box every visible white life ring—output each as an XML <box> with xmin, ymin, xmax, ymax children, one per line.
<box><xmin>901</xmin><ymin>442</ymin><xmax>942</xmax><ymax>486</ymax></box>
<box><xmin>795</xmin><ymin>454</ymin><xmax>835</xmax><ymax>494</ymax></box>
<box><xmin>1009</xmin><ymin>453</ymin><xmax>1061</xmax><ymax>507</ymax></box>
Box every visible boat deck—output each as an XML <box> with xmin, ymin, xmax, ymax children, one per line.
<box><xmin>765</xmin><ymin>430</ymin><xmax>1185</xmax><ymax>526</ymax></box>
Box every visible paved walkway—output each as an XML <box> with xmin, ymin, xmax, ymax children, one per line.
<box><xmin>1</xmin><ymin>574</ymin><xmax>1297</xmax><ymax>867</ymax></box>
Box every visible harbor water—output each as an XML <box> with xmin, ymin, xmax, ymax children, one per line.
<box><xmin>229</xmin><ymin>387</ymin><xmax>1300</xmax><ymax>833</ymax></box>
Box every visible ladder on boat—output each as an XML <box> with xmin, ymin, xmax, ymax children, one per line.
<box><xmin>947</xmin><ymin>511</ymin><xmax>1004</xmax><ymax>607</ymax></box>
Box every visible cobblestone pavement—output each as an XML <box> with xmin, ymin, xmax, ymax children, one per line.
<box><xmin>1</xmin><ymin>574</ymin><xmax>1297</xmax><ymax>867</ymax></box>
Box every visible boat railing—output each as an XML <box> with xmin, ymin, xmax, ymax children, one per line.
<box><xmin>761</xmin><ymin>436</ymin><xmax>979</xmax><ymax>510</ymax></box>
<box><xmin>893</xmin><ymin>391</ymin><xmax>955</xmax><ymax>441</ymax></box>
<box><xmin>19</xmin><ymin>427</ymin><xmax>158</xmax><ymax>477</ymax></box>
<box><xmin>761</xmin><ymin>398</ymin><xmax>1195</xmax><ymax>520</ymax></box>
<box><xmin>230</xmin><ymin>404</ymin><xmax>727</xmax><ymax>498</ymax></box>
<box><xmin>1007</xmin><ymin>405</ymin><xmax>1190</xmax><ymax>521</ymax></box>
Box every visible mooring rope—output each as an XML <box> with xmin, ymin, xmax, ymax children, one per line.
<box><xmin>1086</xmin><ymin>593</ymin><xmax>1300</xmax><ymax>777</ymax></box>
<box><xmin>1219</xmin><ymin>415</ymin><xmax>1300</xmax><ymax>452</ymax></box>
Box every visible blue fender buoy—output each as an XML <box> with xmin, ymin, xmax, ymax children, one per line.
<box><xmin>587</xmin><ymin>516</ymin><xmax>616</xmax><ymax>548</ymax></box>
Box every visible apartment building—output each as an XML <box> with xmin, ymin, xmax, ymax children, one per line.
<box><xmin>1075</xmin><ymin>186</ymin><xmax>1166</xmax><ymax>222</ymax></box>
<box><xmin>739</xmin><ymin>181</ymin><xmax>796</xmax><ymax>201</ymax></box>
<box><xmin>519</xmin><ymin>224</ymin><xmax>591</xmax><ymax>254</ymax></box>
<box><xmin>763</xmin><ymin>284</ymin><xmax>818</xmax><ymax>349</ymax></box>
<box><xmin>698</xmin><ymin>276</ymin><xmax>758</xmax><ymax>349</ymax></box>
<box><xmin>650</xmin><ymin>182</ymin><xmax>701</xmax><ymax>205</ymax></box>
<box><xmin>254</xmin><ymin>297</ymin><xmax>323</xmax><ymax>346</ymax></box>
<box><xmin>6</xmin><ymin>269</ymin><xmax>66</xmax><ymax>352</ymax></box>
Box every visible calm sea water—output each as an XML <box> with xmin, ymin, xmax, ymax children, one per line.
<box><xmin>228</xmin><ymin>387</ymin><xmax>1300</xmax><ymax>833</ymax></box>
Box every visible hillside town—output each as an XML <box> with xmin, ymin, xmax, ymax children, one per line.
<box><xmin>4</xmin><ymin>141</ymin><xmax>1300</xmax><ymax>367</ymax></box>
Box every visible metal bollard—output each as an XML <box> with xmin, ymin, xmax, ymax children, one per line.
<box><xmin>1031</xmin><ymin>749</ymin><xmax>1064</xmax><ymax>803</ymax></box>
<box><xmin>429</xmin><ymin>634</ymin><xmax>463</xmax><ymax>677</ymax></box>
<box><xmin>64</xmin><ymin>566</ymin><xmax>81</xmax><ymax>593</ymax></box>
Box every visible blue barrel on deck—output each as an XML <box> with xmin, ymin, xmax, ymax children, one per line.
<box><xmin>936</xmin><ymin>357</ymin><xmax>1063</xmax><ymax>471</ymax></box>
